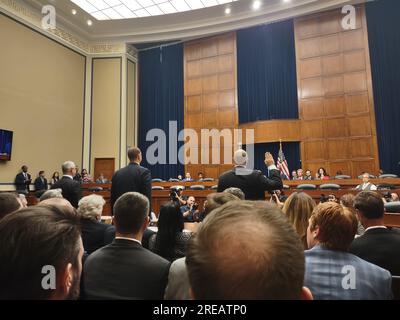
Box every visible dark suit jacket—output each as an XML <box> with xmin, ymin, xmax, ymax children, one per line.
<box><xmin>217</xmin><ymin>167</ymin><xmax>283</xmax><ymax>200</ymax></box>
<box><xmin>80</xmin><ymin>218</ymin><xmax>115</xmax><ymax>255</ymax></box>
<box><xmin>83</xmin><ymin>239</ymin><xmax>170</xmax><ymax>299</ymax></box>
<box><xmin>350</xmin><ymin>227</ymin><xmax>400</xmax><ymax>276</ymax></box>
<box><xmin>111</xmin><ymin>163</ymin><xmax>152</xmax><ymax>210</ymax></box>
<box><xmin>51</xmin><ymin>176</ymin><xmax>82</xmax><ymax>208</ymax></box>
<box><xmin>34</xmin><ymin>177</ymin><xmax>47</xmax><ymax>191</ymax></box>
<box><xmin>15</xmin><ymin>172</ymin><xmax>31</xmax><ymax>192</ymax></box>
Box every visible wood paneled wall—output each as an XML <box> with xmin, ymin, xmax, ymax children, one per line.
<box><xmin>184</xmin><ymin>33</ymin><xmax>238</xmax><ymax>179</ymax></box>
<box><xmin>294</xmin><ymin>6</ymin><xmax>380</xmax><ymax>177</ymax></box>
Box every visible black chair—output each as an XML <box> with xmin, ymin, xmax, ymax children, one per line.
<box><xmin>296</xmin><ymin>184</ymin><xmax>317</xmax><ymax>190</ymax></box>
<box><xmin>170</xmin><ymin>185</ymin><xmax>185</xmax><ymax>191</ymax></box>
<box><xmin>211</xmin><ymin>185</ymin><xmax>218</xmax><ymax>190</ymax></box>
<box><xmin>334</xmin><ymin>175</ymin><xmax>351</xmax><ymax>179</ymax></box>
<box><xmin>384</xmin><ymin>202</ymin><xmax>400</xmax><ymax>213</ymax></box>
<box><xmin>151</xmin><ymin>178</ymin><xmax>163</xmax><ymax>182</ymax></box>
<box><xmin>168</xmin><ymin>178</ymin><xmax>179</xmax><ymax>182</ymax></box>
<box><xmin>152</xmin><ymin>186</ymin><xmax>164</xmax><ymax>190</ymax></box>
<box><xmin>379</xmin><ymin>174</ymin><xmax>398</xmax><ymax>179</ymax></box>
<box><xmin>358</xmin><ymin>174</ymin><xmax>376</xmax><ymax>179</ymax></box>
<box><xmin>202</xmin><ymin>177</ymin><xmax>214</xmax><ymax>182</ymax></box>
<box><xmin>190</xmin><ymin>185</ymin><xmax>205</xmax><ymax>190</ymax></box>
<box><xmin>320</xmin><ymin>183</ymin><xmax>341</xmax><ymax>190</ymax></box>
<box><xmin>377</xmin><ymin>184</ymin><xmax>396</xmax><ymax>190</ymax></box>
<box><xmin>392</xmin><ymin>276</ymin><xmax>400</xmax><ymax>300</ymax></box>
<box><xmin>88</xmin><ymin>186</ymin><xmax>103</xmax><ymax>192</ymax></box>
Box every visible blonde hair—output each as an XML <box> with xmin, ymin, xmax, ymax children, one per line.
<box><xmin>282</xmin><ymin>192</ymin><xmax>316</xmax><ymax>248</ymax></box>
<box><xmin>77</xmin><ymin>194</ymin><xmax>105</xmax><ymax>220</ymax></box>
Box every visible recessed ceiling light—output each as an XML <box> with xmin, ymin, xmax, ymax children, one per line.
<box><xmin>71</xmin><ymin>9</ymin><xmax>77</xmax><ymax>15</ymax></box>
<box><xmin>87</xmin><ymin>19</ymin><xmax>93</xmax><ymax>26</ymax></box>
<box><xmin>225</xmin><ymin>7</ymin><xmax>231</xmax><ymax>14</ymax></box>
<box><xmin>253</xmin><ymin>0</ymin><xmax>261</xmax><ymax>10</ymax></box>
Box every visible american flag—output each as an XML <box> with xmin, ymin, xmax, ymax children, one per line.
<box><xmin>277</xmin><ymin>142</ymin><xmax>290</xmax><ymax>180</ymax></box>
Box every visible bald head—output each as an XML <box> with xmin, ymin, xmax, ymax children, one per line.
<box><xmin>186</xmin><ymin>201</ymin><xmax>305</xmax><ymax>299</ymax></box>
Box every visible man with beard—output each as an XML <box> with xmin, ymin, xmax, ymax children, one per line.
<box><xmin>0</xmin><ymin>205</ymin><xmax>83</xmax><ymax>299</ymax></box>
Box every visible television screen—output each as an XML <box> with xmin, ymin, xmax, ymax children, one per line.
<box><xmin>0</xmin><ymin>129</ymin><xmax>13</xmax><ymax>161</ymax></box>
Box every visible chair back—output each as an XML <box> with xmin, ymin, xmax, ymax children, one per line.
<box><xmin>190</xmin><ymin>185</ymin><xmax>205</xmax><ymax>190</ymax></box>
<box><xmin>296</xmin><ymin>184</ymin><xmax>317</xmax><ymax>190</ymax></box>
<box><xmin>320</xmin><ymin>183</ymin><xmax>341</xmax><ymax>190</ymax></box>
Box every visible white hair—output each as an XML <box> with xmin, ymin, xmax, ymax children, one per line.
<box><xmin>78</xmin><ymin>194</ymin><xmax>105</xmax><ymax>221</ymax></box>
<box><xmin>233</xmin><ymin>149</ymin><xmax>248</xmax><ymax>166</ymax></box>
<box><xmin>40</xmin><ymin>188</ymin><xmax>63</xmax><ymax>201</ymax></box>
<box><xmin>62</xmin><ymin>161</ymin><xmax>76</xmax><ymax>174</ymax></box>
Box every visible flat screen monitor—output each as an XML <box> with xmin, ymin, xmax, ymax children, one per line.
<box><xmin>0</xmin><ymin>129</ymin><xmax>13</xmax><ymax>161</ymax></box>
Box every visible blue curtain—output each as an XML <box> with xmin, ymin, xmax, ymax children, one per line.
<box><xmin>245</xmin><ymin>142</ymin><xmax>300</xmax><ymax>178</ymax></box>
<box><xmin>138</xmin><ymin>44</ymin><xmax>184</xmax><ymax>180</ymax></box>
<box><xmin>237</xmin><ymin>20</ymin><xmax>299</xmax><ymax>124</ymax></box>
<box><xmin>366</xmin><ymin>0</ymin><xmax>400</xmax><ymax>174</ymax></box>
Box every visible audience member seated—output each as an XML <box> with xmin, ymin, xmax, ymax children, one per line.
<box><xmin>0</xmin><ymin>193</ymin><xmax>22</xmax><ymax>221</ymax></box>
<box><xmin>269</xmin><ymin>189</ymin><xmax>287</xmax><ymax>209</ymax></box>
<box><xmin>350</xmin><ymin>191</ymin><xmax>400</xmax><ymax>276</ymax></box>
<box><xmin>304</xmin><ymin>170</ymin><xmax>313</xmax><ymax>180</ymax></box>
<box><xmin>0</xmin><ymin>205</ymin><xmax>83</xmax><ymax>299</ymax></box>
<box><xmin>51</xmin><ymin>171</ymin><xmax>60</xmax><ymax>185</ymax></box>
<box><xmin>340</xmin><ymin>193</ymin><xmax>365</xmax><ymax>236</ymax></box>
<box><xmin>149</xmin><ymin>202</ymin><xmax>192</xmax><ymax>262</ymax></box>
<box><xmin>355</xmin><ymin>172</ymin><xmax>377</xmax><ymax>191</ymax></box>
<box><xmin>186</xmin><ymin>201</ymin><xmax>313</xmax><ymax>300</ymax></box>
<box><xmin>95</xmin><ymin>173</ymin><xmax>109</xmax><ymax>184</ymax></box>
<box><xmin>315</xmin><ymin>167</ymin><xmax>330</xmax><ymax>180</ymax></box>
<box><xmin>183</xmin><ymin>172</ymin><xmax>193</xmax><ymax>181</ymax></box>
<box><xmin>17</xmin><ymin>193</ymin><xmax>28</xmax><ymax>208</ymax></box>
<box><xmin>78</xmin><ymin>194</ymin><xmax>115</xmax><ymax>255</ymax></box>
<box><xmin>34</xmin><ymin>170</ymin><xmax>48</xmax><ymax>193</ymax></box>
<box><xmin>180</xmin><ymin>196</ymin><xmax>199</xmax><ymax>222</ymax></box>
<box><xmin>164</xmin><ymin>192</ymin><xmax>239</xmax><ymax>300</ymax></box>
<box><xmin>40</xmin><ymin>188</ymin><xmax>63</xmax><ymax>202</ymax></box>
<box><xmin>223</xmin><ymin>187</ymin><xmax>245</xmax><ymax>200</ymax></box>
<box><xmin>83</xmin><ymin>192</ymin><xmax>170</xmax><ymax>299</ymax></box>
<box><xmin>51</xmin><ymin>161</ymin><xmax>82</xmax><ymax>208</ymax></box>
<box><xmin>38</xmin><ymin>197</ymin><xmax>74</xmax><ymax>210</ymax></box>
<box><xmin>81</xmin><ymin>169</ymin><xmax>92</xmax><ymax>184</ymax></box>
<box><xmin>282</xmin><ymin>192</ymin><xmax>316</xmax><ymax>249</ymax></box>
<box><xmin>291</xmin><ymin>170</ymin><xmax>298</xmax><ymax>180</ymax></box>
<box><xmin>304</xmin><ymin>202</ymin><xmax>392</xmax><ymax>300</ymax></box>
<box><xmin>197</xmin><ymin>172</ymin><xmax>204</xmax><ymax>181</ymax></box>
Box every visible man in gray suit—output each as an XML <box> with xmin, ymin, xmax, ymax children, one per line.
<box><xmin>305</xmin><ymin>202</ymin><xmax>392</xmax><ymax>300</ymax></box>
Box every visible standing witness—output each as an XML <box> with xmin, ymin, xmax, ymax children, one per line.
<box><xmin>51</xmin><ymin>161</ymin><xmax>82</xmax><ymax>208</ymax></box>
<box><xmin>111</xmin><ymin>147</ymin><xmax>151</xmax><ymax>211</ymax></box>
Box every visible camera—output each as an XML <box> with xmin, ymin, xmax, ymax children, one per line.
<box><xmin>192</xmin><ymin>203</ymin><xmax>199</xmax><ymax>210</ymax></box>
<box><xmin>383</xmin><ymin>191</ymin><xmax>392</xmax><ymax>202</ymax></box>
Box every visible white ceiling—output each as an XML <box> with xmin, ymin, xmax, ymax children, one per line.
<box><xmin>71</xmin><ymin>0</ymin><xmax>238</xmax><ymax>20</ymax></box>
<box><xmin>23</xmin><ymin>0</ymin><xmax>366</xmax><ymax>44</ymax></box>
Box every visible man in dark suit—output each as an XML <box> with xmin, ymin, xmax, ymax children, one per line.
<box><xmin>15</xmin><ymin>165</ymin><xmax>31</xmax><ymax>193</ymax></box>
<box><xmin>350</xmin><ymin>191</ymin><xmax>400</xmax><ymax>276</ymax></box>
<box><xmin>217</xmin><ymin>149</ymin><xmax>283</xmax><ymax>200</ymax></box>
<box><xmin>111</xmin><ymin>147</ymin><xmax>151</xmax><ymax>210</ymax></box>
<box><xmin>83</xmin><ymin>192</ymin><xmax>170</xmax><ymax>299</ymax></box>
<box><xmin>34</xmin><ymin>171</ymin><xmax>47</xmax><ymax>192</ymax></box>
<box><xmin>51</xmin><ymin>161</ymin><xmax>81</xmax><ymax>208</ymax></box>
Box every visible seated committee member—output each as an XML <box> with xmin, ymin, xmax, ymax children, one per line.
<box><xmin>180</xmin><ymin>196</ymin><xmax>199</xmax><ymax>222</ymax></box>
<box><xmin>315</xmin><ymin>167</ymin><xmax>330</xmax><ymax>180</ymax></box>
<box><xmin>15</xmin><ymin>165</ymin><xmax>31</xmax><ymax>193</ymax></box>
<box><xmin>0</xmin><ymin>205</ymin><xmax>83</xmax><ymax>300</ymax></box>
<box><xmin>96</xmin><ymin>173</ymin><xmax>109</xmax><ymax>184</ymax></box>
<box><xmin>186</xmin><ymin>201</ymin><xmax>312</xmax><ymax>300</ymax></box>
<box><xmin>197</xmin><ymin>172</ymin><xmax>204</xmax><ymax>181</ymax></box>
<box><xmin>217</xmin><ymin>149</ymin><xmax>283</xmax><ymax>200</ymax></box>
<box><xmin>149</xmin><ymin>202</ymin><xmax>192</xmax><ymax>262</ymax></box>
<box><xmin>34</xmin><ymin>170</ymin><xmax>48</xmax><ymax>193</ymax></box>
<box><xmin>111</xmin><ymin>147</ymin><xmax>151</xmax><ymax>211</ymax></box>
<box><xmin>296</xmin><ymin>169</ymin><xmax>304</xmax><ymax>180</ymax></box>
<box><xmin>350</xmin><ymin>191</ymin><xmax>400</xmax><ymax>276</ymax></box>
<box><xmin>182</xmin><ymin>172</ymin><xmax>193</xmax><ymax>181</ymax></box>
<box><xmin>78</xmin><ymin>194</ymin><xmax>115</xmax><ymax>255</ymax></box>
<box><xmin>304</xmin><ymin>202</ymin><xmax>392</xmax><ymax>300</ymax></box>
<box><xmin>0</xmin><ymin>193</ymin><xmax>22</xmax><ymax>221</ymax></box>
<box><xmin>51</xmin><ymin>161</ymin><xmax>82</xmax><ymax>208</ymax></box>
<box><xmin>355</xmin><ymin>173</ymin><xmax>377</xmax><ymax>191</ymax></box>
<box><xmin>304</xmin><ymin>170</ymin><xmax>313</xmax><ymax>180</ymax></box>
<box><xmin>83</xmin><ymin>192</ymin><xmax>170</xmax><ymax>300</ymax></box>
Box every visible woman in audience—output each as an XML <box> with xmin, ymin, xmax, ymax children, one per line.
<box><xmin>282</xmin><ymin>192</ymin><xmax>316</xmax><ymax>249</ymax></box>
<box><xmin>78</xmin><ymin>194</ymin><xmax>115</xmax><ymax>254</ymax></box>
<box><xmin>51</xmin><ymin>171</ymin><xmax>60</xmax><ymax>184</ymax></box>
<box><xmin>149</xmin><ymin>202</ymin><xmax>192</xmax><ymax>262</ymax></box>
<box><xmin>316</xmin><ymin>167</ymin><xmax>330</xmax><ymax>180</ymax></box>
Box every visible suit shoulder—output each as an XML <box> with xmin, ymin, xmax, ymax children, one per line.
<box><xmin>141</xmin><ymin>247</ymin><xmax>170</xmax><ymax>267</ymax></box>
